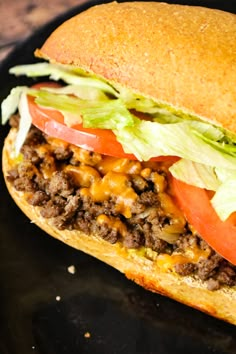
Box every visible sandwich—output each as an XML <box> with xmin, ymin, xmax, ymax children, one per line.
<box><xmin>1</xmin><ymin>1</ymin><xmax>236</xmax><ymax>325</ymax></box>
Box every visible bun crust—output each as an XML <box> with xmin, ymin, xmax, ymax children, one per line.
<box><xmin>3</xmin><ymin>128</ymin><xmax>236</xmax><ymax>325</ymax></box>
<box><xmin>35</xmin><ymin>2</ymin><xmax>236</xmax><ymax>132</ymax></box>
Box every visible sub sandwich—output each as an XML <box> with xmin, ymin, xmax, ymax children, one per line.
<box><xmin>1</xmin><ymin>1</ymin><xmax>236</xmax><ymax>324</ymax></box>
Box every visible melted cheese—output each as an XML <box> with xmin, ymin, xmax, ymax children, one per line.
<box><xmin>151</xmin><ymin>172</ymin><xmax>166</xmax><ymax>193</ymax></box>
<box><xmin>140</xmin><ymin>167</ymin><xmax>152</xmax><ymax>179</ymax></box>
<box><xmin>89</xmin><ymin>171</ymin><xmax>137</xmax><ymax>218</ymax></box>
<box><xmin>156</xmin><ymin>246</ymin><xmax>211</xmax><ymax>272</ymax></box>
<box><xmin>36</xmin><ymin>145</ymin><xmax>57</xmax><ymax>178</ymax></box>
<box><xmin>97</xmin><ymin>214</ymin><xmax>127</xmax><ymax>237</ymax></box>
<box><xmin>159</xmin><ymin>192</ymin><xmax>185</xmax><ymax>225</ymax></box>
<box><xmin>97</xmin><ymin>156</ymin><xmax>142</xmax><ymax>175</ymax></box>
<box><xmin>65</xmin><ymin>165</ymin><xmax>100</xmax><ymax>187</ymax></box>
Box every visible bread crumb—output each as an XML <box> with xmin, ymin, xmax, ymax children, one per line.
<box><xmin>67</xmin><ymin>265</ymin><xmax>76</xmax><ymax>274</ymax></box>
<box><xmin>84</xmin><ymin>332</ymin><xmax>91</xmax><ymax>338</ymax></box>
<box><xmin>56</xmin><ymin>296</ymin><xmax>61</xmax><ymax>301</ymax></box>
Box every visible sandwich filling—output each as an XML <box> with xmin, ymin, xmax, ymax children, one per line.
<box><xmin>2</xmin><ymin>63</ymin><xmax>236</xmax><ymax>291</ymax></box>
<box><xmin>6</xmin><ymin>114</ymin><xmax>236</xmax><ymax>291</ymax></box>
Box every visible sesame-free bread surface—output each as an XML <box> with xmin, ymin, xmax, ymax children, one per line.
<box><xmin>35</xmin><ymin>1</ymin><xmax>236</xmax><ymax>132</ymax></box>
<box><xmin>3</xmin><ymin>128</ymin><xmax>236</xmax><ymax>326</ymax></box>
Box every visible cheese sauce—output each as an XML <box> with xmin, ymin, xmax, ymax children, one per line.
<box><xmin>35</xmin><ymin>137</ymin><xmax>185</xmax><ymax>232</ymax></box>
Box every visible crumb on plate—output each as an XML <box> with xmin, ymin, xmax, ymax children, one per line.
<box><xmin>84</xmin><ymin>332</ymin><xmax>91</xmax><ymax>338</ymax></box>
<box><xmin>67</xmin><ymin>265</ymin><xmax>76</xmax><ymax>274</ymax></box>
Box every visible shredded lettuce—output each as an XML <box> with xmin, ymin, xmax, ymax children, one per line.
<box><xmin>43</xmin><ymin>84</ymin><xmax>109</xmax><ymax>101</ymax></box>
<box><xmin>197</xmin><ymin>130</ymin><xmax>236</xmax><ymax>158</ymax></box>
<box><xmin>9</xmin><ymin>63</ymin><xmax>118</xmax><ymax>97</ymax></box>
<box><xmin>115</xmin><ymin>120</ymin><xmax>236</xmax><ymax>169</ymax></box>
<box><xmin>211</xmin><ymin>179</ymin><xmax>236</xmax><ymax>221</ymax></box>
<box><xmin>1</xmin><ymin>86</ymin><xmax>28</xmax><ymax>124</ymax></box>
<box><xmin>14</xmin><ymin>92</ymin><xmax>32</xmax><ymax>156</ymax></box>
<box><xmin>81</xmin><ymin>99</ymin><xmax>136</xmax><ymax>130</ymax></box>
<box><xmin>30</xmin><ymin>89</ymin><xmax>135</xmax><ymax>130</ymax></box>
<box><xmin>169</xmin><ymin>159</ymin><xmax>221</xmax><ymax>191</ymax></box>
<box><xmin>215</xmin><ymin>167</ymin><xmax>236</xmax><ymax>183</ymax></box>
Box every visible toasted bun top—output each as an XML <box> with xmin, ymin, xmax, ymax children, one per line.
<box><xmin>35</xmin><ymin>2</ymin><xmax>236</xmax><ymax>132</ymax></box>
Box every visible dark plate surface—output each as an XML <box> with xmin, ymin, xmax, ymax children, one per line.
<box><xmin>1</xmin><ymin>1</ymin><xmax>236</xmax><ymax>353</ymax></box>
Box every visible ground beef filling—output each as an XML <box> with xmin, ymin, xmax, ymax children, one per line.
<box><xmin>7</xmin><ymin>116</ymin><xmax>236</xmax><ymax>290</ymax></box>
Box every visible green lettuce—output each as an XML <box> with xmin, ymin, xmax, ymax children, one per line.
<box><xmin>169</xmin><ymin>159</ymin><xmax>221</xmax><ymax>191</ymax></box>
<box><xmin>115</xmin><ymin>120</ymin><xmax>236</xmax><ymax>169</ymax></box>
<box><xmin>15</xmin><ymin>92</ymin><xmax>33</xmax><ymax>156</ymax></box>
<box><xmin>32</xmin><ymin>89</ymin><xmax>135</xmax><ymax>130</ymax></box>
<box><xmin>9</xmin><ymin>63</ymin><xmax>118</xmax><ymax>97</ymax></box>
<box><xmin>211</xmin><ymin>179</ymin><xmax>236</xmax><ymax>221</ymax></box>
<box><xmin>1</xmin><ymin>86</ymin><xmax>28</xmax><ymax>124</ymax></box>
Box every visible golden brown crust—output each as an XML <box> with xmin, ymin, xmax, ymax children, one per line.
<box><xmin>35</xmin><ymin>1</ymin><xmax>236</xmax><ymax>132</ymax></box>
<box><xmin>3</xmin><ymin>128</ymin><xmax>236</xmax><ymax>325</ymax></box>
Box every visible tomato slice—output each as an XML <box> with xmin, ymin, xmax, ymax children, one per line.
<box><xmin>172</xmin><ymin>177</ymin><xmax>236</xmax><ymax>265</ymax></box>
<box><xmin>27</xmin><ymin>82</ymin><xmax>177</xmax><ymax>162</ymax></box>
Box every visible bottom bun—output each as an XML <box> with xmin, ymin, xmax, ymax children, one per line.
<box><xmin>3</xmin><ymin>129</ymin><xmax>236</xmax><ymax>325</ymax></box>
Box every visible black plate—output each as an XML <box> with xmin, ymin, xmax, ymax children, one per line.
<box><xmin>1</xmin><ymin>1</ymin><xmax>236</xmax><ymax>353</ymax></box>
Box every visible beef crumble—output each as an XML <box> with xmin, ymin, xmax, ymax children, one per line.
<box><xmin>6</xmin><ymin>117</ymin><xmax>236</xmax><ymax>290</ymax></box>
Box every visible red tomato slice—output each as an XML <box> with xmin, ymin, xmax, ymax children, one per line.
<box><xmin>172</xmin><ymin>177</ymin><xmax>236</xmax><ymax>265</ymax></box>
<box><xmin>28</xmin><ymin>82</ymin><xmax>177</xmax><ymax>161</ymax></box>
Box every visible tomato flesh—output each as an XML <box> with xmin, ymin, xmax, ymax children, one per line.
<box><xmin>172</xmin><ymin>177</ymin><xmax>236</xmax><ymax>265</ymax></box>
<box><xmin>28</xmin><ymin>83</ymin><xmax>178</xmax><ymax>161</ymax></box>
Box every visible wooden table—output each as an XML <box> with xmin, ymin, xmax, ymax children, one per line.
<box><xmin>0</xmin><ymin>0</ymin><xmax>84</xmax><ymax>62</ymax></box>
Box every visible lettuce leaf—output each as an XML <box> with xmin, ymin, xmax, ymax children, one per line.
<box><xmin>211</xmin><ymin>179</ymin><xmax>236</xmax><ymax>221</ymax></box>
<box><xmin>14</xmin><ymin>92</ymin><xmax>32</xmax><ymax>156</ymax></box>
<box><xmin>10</xmin><ymin>63</ymin><xmax>118</xmax><ymax>97</ymax></box>
<box><xmin>1</xmin><ymin>86</ymin><xmax>28</xmax><ymax>124</ymax></box>
<box><xmin>115</xmin><ymin>120</ymin><xmax>236</xmax><ymax>169</ymax></box>
<box><xmin>32</xmin><ymin>89</ymin><xmax>135</xmax><ymax>130</ymax></box>
<box><xmin>43</xmin><ymin>84</ymin><xmax>109</xmax><ymax>101</ymax></box>
<box><xmin>169</xmin><ymin>159</ymin><xmax>221</xmax><ymax>191</ymax></box>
